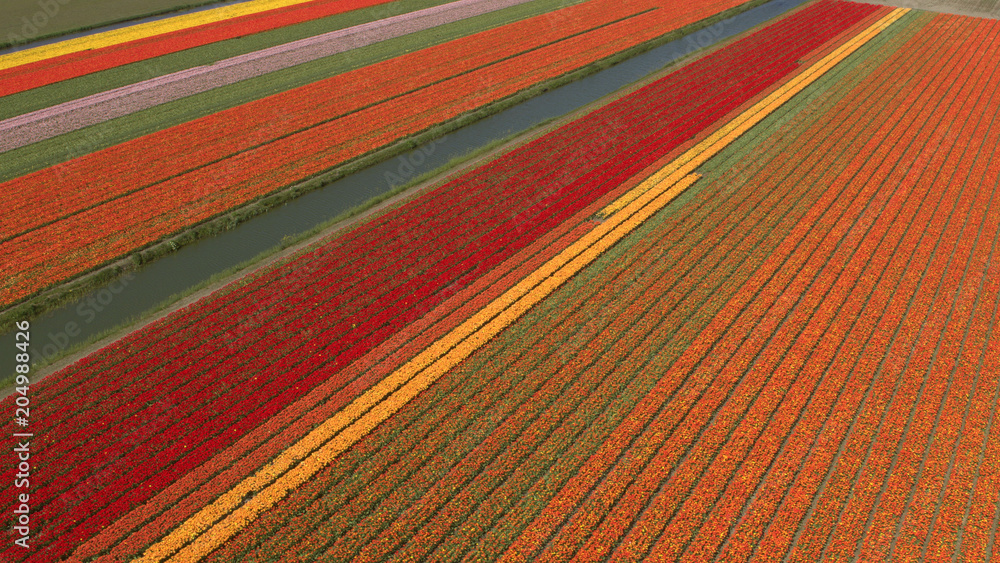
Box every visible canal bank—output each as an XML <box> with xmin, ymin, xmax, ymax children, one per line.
<box><xmin>0</xmin><ymin>0</ymin><xmax>812</xmax><ymax>387</ymax></box>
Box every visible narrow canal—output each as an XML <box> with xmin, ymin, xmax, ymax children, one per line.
<box><xmin>1</xmin><ymin>0</ymin><xmax>810</xmax><ymax>379</ymax></box>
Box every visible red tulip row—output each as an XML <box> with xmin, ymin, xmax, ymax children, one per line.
<box><xmin>23</xmin><ymin>0</ymin><xmax>852</xmax><ymax>420</ymax></box>
<box><xmin>27</xmin><ymin>0</ymin><xmax>804</xmax><ymax>472</ymax></box>
<box><xmin>88</xmin><ymin>219</ymin><xmax>597</xmax><ymax>562</ymax></box>
<box><xmin>199</xmin><ymin>6</ymin><xmax>891</xmax><ymax>558</ymax></box>
<box><xmin>203</xmin><ymin>151</ymin><xmax>729</xmax><ymax>561</ymax></box>
<box><xmin>0</xmin><ymin>3</ymin><xmax>814</xmax><ymax>560</ymax></box>
<box><xmin>0</xmin><ymin>0</ymin><xmax>396</xmax><ymax>96</ymax></box>
<box><xmin>11</xmin><ymin>0</ymin><xmax>808</xmax><ymax>410</ymax></box>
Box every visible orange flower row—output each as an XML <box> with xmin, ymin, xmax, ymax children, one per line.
<box><xmin>664</xmin><ymin>26</ymin><xmax>997</xmax><ymax>561</ymax></box>
<box><xmin>646</xmin><ymin>15</ymin><xmax>995</xmax><ymax>561</ymax></box>
<box><xmin>845</xmin><ymin>19</ymin><xmax>1000</xmax><ymax>561</ymax></box>
<box><xmin>786</xmin><ymin>17</ymin><xmax>992</xmax><ymax>561</ymax></box>
<box><xmin>721</xmin><ymin>13</ymin><xmax>972</xmax><ymax>559</ymax></box>
<box><xmin>508</xmin><ymin>7</ymin><xmax>905</xmax><ymax>560</ymax></box>
<box><xmin>697</xmin><ymin>16</ymin><xmax>960</xmax><ymax>560</ymax></box>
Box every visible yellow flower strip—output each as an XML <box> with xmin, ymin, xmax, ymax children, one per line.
<box><xmin>0</xmin><ymin>0</ymin><xmax>319</xmax><ymax>71</ymax></box>
<box><xmin>135</xmin><ymin>171</ymin><xmax>700</xmax><ymax>563</ymax></box>
<box><xmin>598</xmin><ymin>6</ymin><xmax>909</xmax><ymax>218</ymax></box>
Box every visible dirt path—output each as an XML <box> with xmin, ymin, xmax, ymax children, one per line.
<box><xmin>862</xmin><ymin>0</ymin><xmax>998</xmax><ymax>19</ymax></box>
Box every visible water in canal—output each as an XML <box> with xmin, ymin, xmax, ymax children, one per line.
<box><xmin>1</xmin><ymin>0</ymin><xmax>810</xmax><ymax>379</ymax></box>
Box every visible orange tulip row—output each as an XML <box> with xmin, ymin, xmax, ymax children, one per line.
<box><xmin>1</xmin><ymin>0</ymin><xmax>646</xmax><ymax>236</ymax></box>
<box><xmin>775</xmin><ymin>17</ymin><xmax>991</xmax><ymax>562</ymax></box>
<box><xmin>650</xmin><ymin>22</ymin><xmax>1000</xmax><ymax>563</ymax></box>
<box><xmin>678</xmin><ymin>12</ymin><xmax>945</xmax><ymax>560</ymax></box>
<box><xmin>497</xmin><ymin>5</ymin><xmax>900</xmax><ymax>561</ymax></box>
<box><xmin>725</xmin><ymin>13</ymin><xmax>960</xmax><ymax>559</ymax></box>
<box><xmin>805</xmin><ymin>19</ymin><xmax>1000</xmax><ymax>562</ymax></box>
<box><xmin>605</xmin><ymin>15</ymin><xmax>987</xmax><ymax>562</ymax></box>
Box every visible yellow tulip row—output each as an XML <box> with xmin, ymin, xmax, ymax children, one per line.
<box><xmin>0</xmin><ymin>0</ymin><xmax>317</xmax><ymax>71</ymax></box>
<box><xmin>135</xmin><ymin>173</ymin><xmax>701</xmax><ymax>563</ymax></box>
<box><xmin>599</xmin><ymin>6</ymin><xmax>910</xmax><ymax>219</ymax></box>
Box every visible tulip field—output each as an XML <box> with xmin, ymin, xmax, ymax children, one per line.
<box><xmin>0</xmin><ymin>0</ymin><xmax>754</xmax><ymax>312</ymax></box>
<box><xmin>4</xmin><ymin>0</ymin><xmax>1000</xmax><ymax>561</ymax></box>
